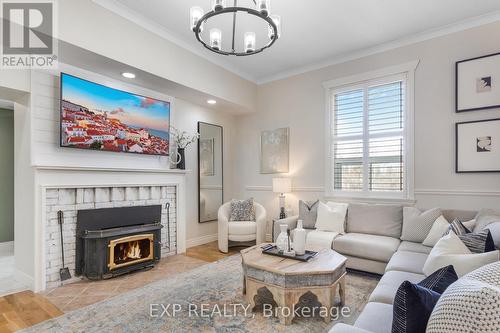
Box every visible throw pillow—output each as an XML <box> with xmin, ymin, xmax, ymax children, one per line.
<box><xmin>426</xmin><ymin>261</ymin><xmax>500</xmax><ymax>333</ymax></box>
<box><xmin>401</xmin><ymin>207</ymin><xmax>442</xmax><ymax>242</ymax></box>
<box><xmin>423</xmin><ymin>215</ymin><xmax>450</xmax><ymax>247</ymax></box>
<box><xmin>314</xmin><ymin>201</ymin><xmax>347</xmax><ymax>233</ymax></box>
<box><xmin>392</xmin><ymin>281</ymin><xmax>441</xmax><ymax>333</ymax></box>
<box><xmin>462</xmin><ymin>219</ymin><xmax>476</xmax><ymax>231</ymax></box>
<box><xmin>423</xmin><ymin>233</ymin><xmax>499</xmax><ymax>277</ymax></box>
<box><xmin>298</xmin><ymin>200</ymin><xmax>319</xmax><ymax>229</ymax></box>
<box><xmin>473</xmin><ymin>209</ymin><xmax>500</xmax><ymax>233</ymax></box>
<box><xmin>484</xmin><ymin>222</ymin><xmax>500</xmax><ymax>249</ymax></box>
<box><xmin>229</xmin><ymin>198</ymin><xmax>255</xmax><ymax>222</ymax></box>
<box><xmin>458</xmin><ymin>229</ymin><xmax>496</xmax><ymax>253</ymax></box>
<box><xmin>418</xmin><ymin>265</ymin><xmax>458</xmax><ymax>294</ymax></box>
<box><xmin>443</xmin><ymin>218</ymin><xmax>471</xmax><ymax>236</ymax></box>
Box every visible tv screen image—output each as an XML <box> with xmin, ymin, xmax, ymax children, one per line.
<box><xmin>60</xmin><ymin>73</ymin><xmax>170</xmax><ymax>156</ymax></box>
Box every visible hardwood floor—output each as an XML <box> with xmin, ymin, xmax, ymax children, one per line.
<box><xmin>0</xmin><ymin>291</ymin><xmax>63</xmax><ymax>333</ymax></box>
<box><xmin>185</xmin><ymin>241</ymin><xmax>248</xmax><ymax>262</ymax></box>
<box><xmin>0</xmin><ymin>241</ymin><xmax>243</xmax><ymax>332</ymax></box>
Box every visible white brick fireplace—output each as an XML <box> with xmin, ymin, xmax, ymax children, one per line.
<box><xmin>34</xmin><ymin>167</ymin><xmax>188</xmax><ymax>291</ymax></box>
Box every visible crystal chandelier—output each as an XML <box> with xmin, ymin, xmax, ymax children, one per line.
<box><xmin>190</xmin><ymin>0</ymin><xmax>281</xmax><ymax>56</ymax></box>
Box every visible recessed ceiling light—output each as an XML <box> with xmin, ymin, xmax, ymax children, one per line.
<box><xmin>122</xmin><ymin>72</ymin><xmax>136</xmax><ymax>79</ymax></box>
<box><xmin>207</xmin><ymin>99</ymin><xmax>217</xmax><ymax>105</ymax></box>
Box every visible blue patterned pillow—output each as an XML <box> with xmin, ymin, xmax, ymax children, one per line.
<box><xmin>417</xmin><ymin>265</ymin><xmax>458</xmax><ymax>294</ymax></box>
<box><xmin>392</xmin><ymin>281</ymin><xmax>441</xmax><ymax>333</ymax></box>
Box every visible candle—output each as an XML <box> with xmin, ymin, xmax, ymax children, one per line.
<box><xmin>210</xmin><ymin>28</ymin><xmax>222</xmax><ymax>50</ymax></box>
<box><xmin>190</xmin><ymin>7</ymin><xmax>204</xmax><ymax>32</ymax></box>
<box><xmin>256</xmin><ymin>0</ymin><xmax>270</xmax><ymax>17</ymax></box>
<box><xmin>244</xmin><ymin>32</ymin><xmax>256</xmax><ymax>53</ymax></box>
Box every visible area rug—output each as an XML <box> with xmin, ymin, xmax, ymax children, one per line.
<box><xmin>21</xmin><ymin>255</ymin><xmax>379</xmax><ymax>333</ymax></box>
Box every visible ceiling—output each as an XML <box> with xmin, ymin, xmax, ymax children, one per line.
<box><xmin>97</xmin><ymin>0</ymin><xmax>500</xmax><ymax>83</ymax></box>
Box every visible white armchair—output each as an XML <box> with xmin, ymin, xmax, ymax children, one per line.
<box><xmin>218</xmin><ymin>202</ymin><xmax>267</xmax><ymax>253</ymax></box>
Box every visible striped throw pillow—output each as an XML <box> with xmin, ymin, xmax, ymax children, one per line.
<box><xmin>443</xmin><ymin>218</ymin><xmax>470</xmax><ymax>236</ymax></box>
<box><xmin>458</xmin><ymin>230</ymin><xmax>496</xmax><ymax>253</ymax></box>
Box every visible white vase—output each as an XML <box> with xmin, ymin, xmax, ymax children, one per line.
<box><xmin>294</xmin><ymin>220</ymin><xmax>306</xmax><ymax>256</ymax></box>
<box><xmin>276</xmin><ymin>224</ymin><xmax>289</xmax><ymax>251</ymax></box>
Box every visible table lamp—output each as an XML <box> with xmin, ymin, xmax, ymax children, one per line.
<box><xmin>273</xmin><ymin>178</ymin><xmax>292</xmax><ymax>219</ymax></box>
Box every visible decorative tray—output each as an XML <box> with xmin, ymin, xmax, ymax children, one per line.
<box><xmin>261</xmin><ymin>245</ymin><xmax>318</xmax><ymax>262</ymax></box>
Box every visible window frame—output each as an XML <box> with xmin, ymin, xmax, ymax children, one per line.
<box><xmin>323</xmin><ymin>61</ymin><xmax>419</xmax><ymax>201</ymax></box>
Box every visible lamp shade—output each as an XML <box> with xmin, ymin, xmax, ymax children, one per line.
<box><xmin>273</xmin><ymin>178</ymin><xmax>291</xmax><ymax>194</ymax></box>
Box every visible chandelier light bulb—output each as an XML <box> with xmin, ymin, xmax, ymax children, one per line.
<box><xmin>256</xmin><ymin>0</ymin><xmax>270</xmax><ymax>17</ymax></box>
<box><xmin>244</xmin><ymin>32</ymin><xmax>256</xmax><ymax>53</ymax></box>
<box><xmin>212</xmin><ymin>0</ymin><xmax>225</xmax><ymax>11</ymax></box>
<box><xmin>268</xmin><ymin>15</ymin><xmax>281</xmax><ymax>39</ymax></box>
<box><xmin>190</xmin><ymin>6</ymin><xmax>204</xmax><ymax>32</ymax></box>
<box><xmin>210</xmin><ymin>28</ymin><xmax>222</xmax><ymax>50</ymax></box>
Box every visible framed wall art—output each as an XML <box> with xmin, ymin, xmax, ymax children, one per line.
<box><xmin>456</xmin><ymin>118</ymin><xmax>500</xmax><ymax>173</ymax></box>
<box><xmin>260</xmin><ymin>127</ymin><xmax>289</xmax><ymax>174</ymax></box>
<box><xmin>456</xmin><ymin>52</ymin><xmax>500</xmax><ymax>112</ymax></box>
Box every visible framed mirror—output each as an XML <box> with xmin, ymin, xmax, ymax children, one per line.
<box><xmin>198</xmin><ymin>122</ymin><xmax>223</xmax><ymax>223</ymax></box>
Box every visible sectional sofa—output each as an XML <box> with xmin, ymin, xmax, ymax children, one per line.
<box><xmin>272</xmin><ymin>204</ymin><xmax>498</xmax><ymax>333</ymax></box>
<box><xmin>273</xmin><ymin>204</ymin><xmax>476</xmax><ymax>275</ymax></box>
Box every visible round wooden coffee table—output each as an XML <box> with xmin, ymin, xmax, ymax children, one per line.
<box><xmin>241</xmin><ymin>244</ymin><xmax>347</xmax><ymax>325</ymax></box>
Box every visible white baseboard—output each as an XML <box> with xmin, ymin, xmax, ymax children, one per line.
<box><xmin>186</xmin><ymin>234</ymin><xmax>218</xmax><ymax>248</ymax></box>
<box><xmin>0</xmin><ymin>241</ymin><xmax>14</xmax><ymax>255</ymax></box>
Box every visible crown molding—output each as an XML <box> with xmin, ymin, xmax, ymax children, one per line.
<box><xmin>92</xmin><ymin>0</ymin><xmax>257</xmax><ymax>83</ymax></box>
<box><xmin>256</xmin><ymin>10</ymin><xmax>500</xmax><ymax>84</ymax></box>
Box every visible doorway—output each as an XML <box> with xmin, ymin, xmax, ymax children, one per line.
<box><xmin>0</xmin><ymin>100</ymin><xmax>29</xmax><ymax>296</ymax></box>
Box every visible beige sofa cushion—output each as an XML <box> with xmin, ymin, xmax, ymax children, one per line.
<box><xmin>385</xmin><ymin>251</ymin><xmax>428</xmax><ymax>274</ymax></box>
<box><xmin>347</xmin><ymin>203</ymin><xmax>403</xmax><ymax>238</ymax></box>
<box><xmin>369</xmin><ymin>270</ymin><xmax>425</xmax><ymax>304</ymax></box>
<box><xmin>343</xmin><ymin>255</ymin><xmax>387</xmax><ymax>275</ymax></box>
<box><xmin>334</xmin><ymin>233</ymin><xmax>400</xmax><ymax>262</ymax></box>
<box><xmin>398</xmin><ymin>241</ymin><xmax>432</xmax><ymax>254</ymax></box>
<box><xmin>354</xmin><ymin>302</ymin><xmax>393</xmax><ymax>333</ymax></box>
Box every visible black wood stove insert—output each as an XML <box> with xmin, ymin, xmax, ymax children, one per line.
<box><xmin>76</xmin><ymin>205</ymin><xmax>163</xmax><ymax>280</ymax></box>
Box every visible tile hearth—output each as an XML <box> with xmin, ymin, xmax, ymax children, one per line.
<box><xmin>43</xmin><ymin>254</ymin><xmax>206</xmax><ymax>312</ymax></box>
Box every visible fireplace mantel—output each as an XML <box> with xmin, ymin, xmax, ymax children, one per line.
<box><xmin>33</xmin><ymin>165</ymin><xmax>192</xmax><ymax>174</ymax></box>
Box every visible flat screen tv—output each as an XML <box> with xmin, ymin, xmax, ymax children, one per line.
<box><xmin>60</xmin><ymin>73</ymin><xmax>170</xmax><ymax>156</ymax></box>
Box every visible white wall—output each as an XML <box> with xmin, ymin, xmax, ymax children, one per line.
<box><xmin>172</xmin><ymin>99</ymin><xmax>236</xmax><ymax>245</ymax></box>
<box><xmin>14</xmin><ymin>95</ymin><xmax>36</xmax><ymax>281</ymax></box>
<box><xmin>233</xmin><ymin>21</ymin><xmax>500</xmax><ymax>226</ymax></box>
